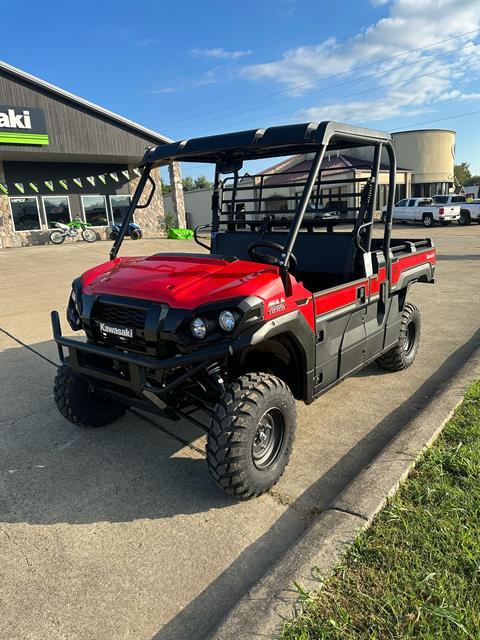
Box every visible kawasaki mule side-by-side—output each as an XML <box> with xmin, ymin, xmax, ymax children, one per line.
<box><xmin>51</xmin><ymin>121</ymin><xmax>436</xmax><ymax>499</ymax></box>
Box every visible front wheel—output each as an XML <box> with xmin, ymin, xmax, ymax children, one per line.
<box><xmin>376</xmin><ymin>303</ymin><xmax>421</xmax><ymax>371</ymax></box>
<box><xmin>207</xmin><ymin>373</ymin><xmax>296</xmax><ymax>499</ymax></box>
<box><xmin>458</xmin><ymin>210</ymin><xmax>471</xmax><ymax>226</ymax></box>
<box><xmin>49</xmin><ymin>230</ymin><xmax>65</xmax><ymax>244</ymax></box>
<box><xmin>54</xmin><ymin>364</ymin><xmax>128</xmax><ymax>427</ymax></box>
<box><xmin>82</xmin><ymin>228</ymin><xmax>97</xmax><ymax>242</ymax></box>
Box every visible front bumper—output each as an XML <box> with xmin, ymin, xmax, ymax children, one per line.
<box><xmin>51</xmin><ymin>310</ymin><xmax>233</xmax><ymax>397</ymax></box>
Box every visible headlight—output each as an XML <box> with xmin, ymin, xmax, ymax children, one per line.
<box><xmin>219</xmin><ymin>310</ymin><xmax>236</xmax><ymax>332</ymax></box>
<box><xmin>190</xmin><ymin>317</ymin><xmax>207</xmax><ymax>339</ymax></box>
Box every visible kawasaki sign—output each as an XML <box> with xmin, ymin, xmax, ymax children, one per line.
<box><xmin>0</xmin><ymin>106</ymin><xmax>48</xmax><ymax>145</ymax></box>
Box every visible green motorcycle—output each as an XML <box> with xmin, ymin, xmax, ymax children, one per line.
<box><xmin>49</xmin><ymin>219</ymin><xmax>97</xmax><ymax>244</ymax></box>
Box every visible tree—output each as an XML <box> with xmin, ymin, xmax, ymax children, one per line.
<box><xmin>465</xmin><ymin>174</ymin><xmax>480</xmax><ymax>186</ymax></box>
<box><xmin>454</xmin><ymin>162</ymin><xmax>472</xmax><ymax>186</ymax></box>
<box><xmin>194</xmin><ymin>175</ymin><xmax>213</xmax><ymax>190</ymax></box>
<box><xmin>182</xmin><ymin>176</ymin><xmax>195</xmax><ymax>191</ymax></box>
<box><xmin>162</xmin><ymin>182</ymin><xmax>171</xmax><ymax>195</ymax></box>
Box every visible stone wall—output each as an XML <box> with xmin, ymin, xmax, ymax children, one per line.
<box><xmin>168</xmin><ymin>161</ymin><xmax>186</xmax><ymax>229</ymax></box>
<box><xmin>128</xmin><ymin>166</ymin><xmax>166</xmax><ymax>237</ymax></box>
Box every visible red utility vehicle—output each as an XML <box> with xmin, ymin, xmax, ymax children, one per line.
<box><xmin>51</xmin><ymin>122</ymin><xmax>436</xmax><ymax>499</ymax></box>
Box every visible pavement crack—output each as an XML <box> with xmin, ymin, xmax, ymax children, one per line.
<box><xmin>0</xmin><ymin>326</ymin><xmax>58</xmax><ymax>367</ymax></box>
<box><xmin>329</xmin><ymin>506</ymin><xmax>370</xmax><ymax>521</ymax></box>
<box><xmin>129</xmin><ymin>408</ymin><xmax>206</xmax><ymax>456</ymax></box>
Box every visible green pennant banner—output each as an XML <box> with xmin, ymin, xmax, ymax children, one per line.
<box><xmin>0</xmin><ymin>167</ymin><xmax>139</xmax><ymax>198</ymax></box>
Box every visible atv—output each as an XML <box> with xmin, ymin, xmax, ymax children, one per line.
<box><xmin>51</xmin><ymin>121</ymin><xmax>436</xmax><ymax>499</ymax></box>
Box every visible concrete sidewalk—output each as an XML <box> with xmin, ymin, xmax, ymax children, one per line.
<box><xmin>1</xmin><ymin>227</ymin><xmax>479</xmax><ymax>639</ymax></box>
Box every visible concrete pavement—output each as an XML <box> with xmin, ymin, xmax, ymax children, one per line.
<box><xmin>1</xmin><ymin>226</ymin><xmax>479</xmax><ymax>639</ymax></box>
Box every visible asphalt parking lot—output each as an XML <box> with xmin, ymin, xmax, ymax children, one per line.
<box><xmin>1</xmin><ymin>224</ymin><xmax>479</xmax><ymax>640</ymax></box>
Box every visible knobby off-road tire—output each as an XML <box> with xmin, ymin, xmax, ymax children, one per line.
<box><xmin>377</xmin><ymin>303</ymin><xmax>421</xmax><ymax>372</ymax></box>
<box><xmin>54</xmin><ymin>364</ymin><xmax>128</xmax><ymax>428</ymax></box>
<box><xmin>81</xmin><ymin>228</ymin><xmax>97</xmax><ymax>243</ymax></box>
<box><xmin>207</xmin><ymin>373</ymin><xmax>296</xmax><ymax>499</ymax></box>
<box><xmin>49</xmin><ymin>230</ymin><xmax>65</xmax><ymax>244</ymax></box>
<box><xmin>130</xmin><ymin>228</ymin><xmax>142</xmax><ymax>240</ymax></box>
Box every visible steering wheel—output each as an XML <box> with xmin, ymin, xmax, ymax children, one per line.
<box><xmin>248</xmin><ymin>241</ymin><xmax>297</xmax><ymax>270</ymax></box>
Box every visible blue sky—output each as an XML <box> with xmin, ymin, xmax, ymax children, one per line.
<box><xmin>1</xmin><ymin>0</ymin><xmax>479</xmax><ymax>180</ymax></box>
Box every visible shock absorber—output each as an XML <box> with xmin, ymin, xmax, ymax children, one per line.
<box><xmin>206</xmin><ymin>363</ymin><xmax>226</xmax><ymax>395</ymax></box>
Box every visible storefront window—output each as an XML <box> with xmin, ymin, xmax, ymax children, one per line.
<box><xmin>82</xmin><ymin>195</ymin><xmax>108</xmax><ymax>226</ymax></box>
<box><xmin>9</xmin><ymin>197</ymin><xmax>41</xmax><ymax>231</ymax></box>
<box><xmin>43</xmin><ymin>196</ymin><xmax>71</xmax><ymax>228</ymax></box>
<box><xmin>110</xmin><ymin>195</ymin><xmax>132</xmax><ymax>224</ymax></box>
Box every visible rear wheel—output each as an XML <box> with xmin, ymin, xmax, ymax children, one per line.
<box><xmin>49</xmin><ymin>230</ymin><xmax>65</xmax><ymax>244</ymax></box>
<box><xmin>377</xmin><ymin>303</ymin><xmax>421</xmax><ymax>371</ymax></box>
<box><xmin>206</xmin><ymin>373</ymin><xmax>296</xmax><ymax>499</ymax></box>
<box><xmin>82</xmin><ymin>228</ymin><xmax>97</xmax><ymax>242</ymax></box>
<box><xmin>422</xmin><ymin>213</ymin><xmax>434</xmax><ymax>227</ymax></box>
<box><xmin>459</xmin><ymin>210</ymin><xmax>471</xmax><ymax>225</ymax></box>
<box><xmin>54</xmin><ymin>364</ymin><xmax>128</xmax><ymax>428</ymax></box>
<box><xmin>130</xmin><ymin>228</ymin><xmax>142</xmax><ymax>240</ymax></box>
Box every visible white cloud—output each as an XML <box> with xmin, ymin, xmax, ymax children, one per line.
<box><xmin>241</xmin><ymin>0</ymin><xmax>480</xmax><ymax>90</ymax></box>
<box><xmin>150</xmin><ymin>87</ymin><xmax>178</xmax><ymax>94</ymax></box>
<box><xmin>239</xmin><ymin>0</ymin><xmax>480</xmax><ymax>125</ymax></box>
<box><xmin>137</xmin><ymin>37</ymin><xmax>157</xmax><ymax>48</ymax></box>
<box><xmin>190</xmin><ymin>48</ymin><xmax>251</xmax><ymax>60</ymax></box>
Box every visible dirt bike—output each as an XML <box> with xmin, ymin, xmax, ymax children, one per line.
<box><xmin>109</xmin><ymin>221</ymin><xmax>142</xmax><ymax>240</ymax></box>
<box><xmin>49</xmin><ymin>219</ymin><xmax>97</xmax><ymax>244</ymax></box>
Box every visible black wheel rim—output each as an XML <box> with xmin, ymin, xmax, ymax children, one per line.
<box><xmin>252</xmin><ymin>407</ymin><xmax>285</xmax><ymax>470</ymax></box>
<box><xmin>403</xmin><ymin>321</ymin><xmax>416</xmax><ymax>355</ymax></box>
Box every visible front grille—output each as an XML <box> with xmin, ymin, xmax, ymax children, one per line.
<box><xmin>92</xmin><ymin>301</ymin><xmax>148</xmax><ymax>353</ymax></box>
<box><xmin>94</xmin><ymin>302</ymin><xmax>147</xmax><ymax>329</ymax></box>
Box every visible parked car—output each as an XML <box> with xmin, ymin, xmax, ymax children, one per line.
<box><xmin>382</xmin><ymin>197</ymin><xmax>460</xmax><ymax>227</ymax></box>
<box><xmin>51</xmin><ymin>121</ymin><xmax>436</xmax><ymax>500</ymax></box>
<box><xmin>433</xmin><ymin>194</ymin><xmax>480</xmax><ymax>225</ymax></box>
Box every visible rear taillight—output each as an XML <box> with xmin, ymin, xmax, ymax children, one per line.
<box><xmin>439</xmin><ymin>207</ymin><xmax>445</xmax><ymax>215</ymax></box>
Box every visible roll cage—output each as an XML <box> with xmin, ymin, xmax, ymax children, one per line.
<box><xmin>110</xmin><ymin>121</ymin><xmax>397</xmax><ymax>285</ymax></box>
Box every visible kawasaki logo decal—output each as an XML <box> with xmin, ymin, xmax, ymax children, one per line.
<box><xmin>99</xmin><ymin>322</ymin><xmax>134</xmax><ymax>339</ymax></box>
<box><xmin>0</xmin><ymin>105</ymin><xmax>49</xmax><ymax>145</ymax></box>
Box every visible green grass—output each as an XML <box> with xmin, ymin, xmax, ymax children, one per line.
<box><xmin>280</xmin><ymin>379</ymin><xmax>480</xmax><ymax>640</ymax></box>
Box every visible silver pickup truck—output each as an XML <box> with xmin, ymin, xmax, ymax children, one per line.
<box><xmin>433</xmin><ymin>195</ymin><xmax>480</xmax><ymax>225</ymax></box>
<box><xmin>382</xmin><ymin>197</ymin><xmax>460</xmax><ymax>227</ymax></box>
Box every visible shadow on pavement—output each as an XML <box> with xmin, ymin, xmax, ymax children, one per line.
<box><xmin>1</xmin><ymin>330</ymin><xmax>479</xmax><ymax>639</ymax></box>
<box><xmin>154</xmin><ymin>327</ymin><xmax>480</xmax><ymax>639</ymax></box>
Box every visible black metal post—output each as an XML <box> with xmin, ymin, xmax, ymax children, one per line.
<box><xmin>283</xmin><ymin>145</ymin><xmax>327</xmax><ymax>267</ymax></box>
<box><xmin>110</xmin><ymin>165</ymin><xmax>152</xmax><ymax>260</ymax></box>
<box><xmin>383</xmin><ymin>142</ymin><xmax>397</xmax><ymax>277</ymax></box>
<box><xmin>365</xmin><ymin>142</ymin><xmax>382</xmax><ymax>252</ymax></box>
<box><xmin>211</xmin><ymin>166</ymin><xmax>220</xmax><ymax>234</ymax></box>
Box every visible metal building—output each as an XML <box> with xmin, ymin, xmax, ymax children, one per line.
<box><xmin>0</xmin><ymin>61</ymin><xmax>184</xmax><ymax>248</ymax></box>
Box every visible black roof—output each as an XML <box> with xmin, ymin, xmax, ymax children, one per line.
<box><xmin>142</xmin><ymin>121</ymin><xmax>393</xmax><ymax>167</ymax></box>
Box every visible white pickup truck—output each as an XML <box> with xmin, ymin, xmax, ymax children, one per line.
<box><xmin>382</xmin><ymin>197</ymin><xmax>461</xmax><ymax>227</ymax></box>
<box><xmin>433</xmin><ymin>194</ymin><xmax>480</xmax><ymax>225</ymax></box>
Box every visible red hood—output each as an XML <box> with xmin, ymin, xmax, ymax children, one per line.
<box><xmin>81</xmin><ymin>254</ymin><xmax>287</xmax><ymax>309</ymax></box>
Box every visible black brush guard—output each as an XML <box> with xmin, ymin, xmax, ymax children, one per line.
<box><xmin>51</xmin><ymin>310</ymin><xmax>233</xmax><ymax>427</ymax></box>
